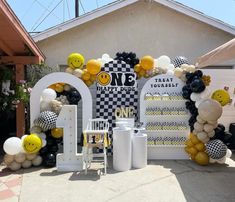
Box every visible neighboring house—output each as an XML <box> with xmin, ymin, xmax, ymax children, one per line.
<box><xmin>33</xmin><ymin>0</ymin><xmax>235</xmax><ymax>135</ymax></box>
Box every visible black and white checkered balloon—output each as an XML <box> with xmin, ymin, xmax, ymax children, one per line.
<box><xmin>172</xmin><ymin>56</ymin><xmax>189</xmax><ymax>68</ymax></box>
<box><xmin>34</xmin><ymin>111</ymin><xmax>58</xmax><ymax>131</ymax></box>
<box><xmin>206</xmin><ymin>139</ymin><xmax>227</xmax><ymax>159</ymax></box>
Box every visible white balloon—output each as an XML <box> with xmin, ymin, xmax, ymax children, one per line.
<box><xmin>22</xmin><ymin>160</ymin><xmax>32</xmax><ymax>168</ymax></box>
<box><xmin>217</xmin><ymin>156</ymin><xmax>226</xmax><ymax>164</ymax></box>
<box><xmin>166</xmin><ymin>70</ymin><xmax>174</xmax><ymax>75</ymax></box>
<box><xmin>42</xmin><ymin>139</ymin><xmax>47</xmax><ymax>147</ymax></box>
<box><xmin>32</xmin><ymin>156</ymin><xmax>43</xmax><ymax>166</ymax></box>
<box><xmin>194</xmin><ymin>122</ymin><xmax>204</xmax><ymax>132</ymax></box>
<box><xmin>168</xmin><ymin>64</ymin><xmax>175</xmax><ymax>71</ymax></box>
<box><xmin>73</xmin><ymin>69</ymin><xmax>83</xmax><ymax>78</ymax></box>
<box><xmin>195</xmin><ymin>99</ymin><xmax>203</xmax><ymax>108</ymax></box>
<box><xmin>21</xmin><ymin>135</ymin><xmax>28</xmax><ymax>141</ymax></box>
<box><xmin>200</xmin><ymin>88</ymin><xmax>211</xmax><ymax>99</ymax></box>
<box><xmin>65</xmin><ymin>67</ymin><xmax>74</xmax><ymax>74</ymax></box>
<box><xmin>198</xmin><ymin>99</ymin><xmax>223</xmax><ymax>121</ymax></box>
<box><xmin>197</xmin><ymin>132</ymin><xmax>207</xmax><ymax>140</ymax></box>
<box><xmin>157</xmin><ymin>55</ymin><xmax>171</xmax><ymax>68</ymax></box>
<box><xmin>9</xmin><ymin>161</ymin><xmax>21</xmax><ymax>171</ymax></box>
<box><xmin>30</xmin><ymin>126</ymin><xmax>42</xmax><ymax>134</ymax></box>
<box><xmin>3</xmin><ymin>137</ymin><xmax>22</xmax><ymax>155</ymax></box>
<box><xmin>196</xmin><ymin>115</ymin><xmax>206</xmax><ymax>124</ymax></box>
<box><xmin>41</xmin><ymin>88</ymin><xmax>57</xmax><ymax>102</ymax></box>
<box><xmin>226</xmin><ymin>149</ymin><xmax>232</xmax><ymax>158</ymax></box>
<box><xmin>3</xmin><ymin>154</ymin><xmax>14</xmax><ymax>166</ymax></box>
<box><xmin>174</xmin><ymin>67</ymin><xmax>183</xmax><ymax>78</ymax></box>
<box><xmin>209</xmin><ymin>158</ymin><xmax>216</xmax><ymax>163</ymax></box>
<box><xmin>14</xmin><ymin>153</ymin><xmax>26</xmax><ymax>163</ymax></box>
<box><xmin>102</xmin><ymin>53</ymin><xmax>110</xmax><ymax>60</ymax></box>
<box><xmin>190</xmin><ymin>93</ymin><xmax>201</xmax><ymax>102</ymax></box>
<box><xmin>207</xmin><ymin>130</ymin><xmax>215</xmax><ymax>138</ymax></box>
<box><xmin>40</xmin><ymin>100</ymin><xmax>51</xmax><ymax>112</ymax></box>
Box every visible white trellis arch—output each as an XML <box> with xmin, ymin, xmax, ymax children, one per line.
<box><xmin>30</xmin><ymin>72</ymin><xmax>92</xmax><ymax>130</ymax></box>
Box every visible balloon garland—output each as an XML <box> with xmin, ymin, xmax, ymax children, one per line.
<box><xmin>2</xmin><ymin>52</ymin><xmax>234</xmax><ymax>170</ymax></box>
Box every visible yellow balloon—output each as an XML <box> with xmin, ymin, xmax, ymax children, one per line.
<box><xmin>51</xmin><ymin>128</ymin><xmax>63</xmax><ymax>138</ymax></box>
<box><xmin>211</xmin><ymin>89</ymin><xmax>230</xmax><ymax>106</ymax></box>
<box><xmin>81</xmin><ymin>69</ymin><xmax>91</xmax><ymax>81</ymax></box>
<box><xmin>134</xmin><ymin>64</ymin><xmax>141</xmax><ymax>73</ymax></box>
<box><xmin>67</xmin><ymin>53</ymin><xmax>85</xmax><ymax>69</ymax></box>
<box><xmin>140</xmin><ymin>56</ymin><xmax>154</xmax><ymax>70</ymax></box>
<box><xmin>90</xmin><ymin>74</ymin><xmax>97</xmax><ymax>82</ymax></box>
<box><xmin>84</xmin><ymin>80</ymin><xmax>93</xmax><ymax>87</ymax></box>
<box><xmin>188</xmin><ymin>147</ymin><xmax>198</xmax><ymax>156</ymax></box>
<box><xmin>55</xmin><ymin>83</ymin><xmax>64</xmax><ymax>93</ymax></box>
<box><xmin>190</xmin><ymin>133</ymin><xmax>200</xmax><ymax>144</ymax></box>
<box><xmin>139</xmin><ymin>69</ymin><xmax>146</xmax><ymax>77</ymax></box>
<box><xmin>86</xmin><ymin>59</ymin><xmax>101</xmax><ymax>75</ymax></box>
<box><xmin>185</xmin><ymin>139</ymin><xmax>194</xmax><ymax>147</ymax></box>
<box><xmin>23</xmin><ymin>134</ymin><xmax>42</xmax><ymax>154</ymax></box>
<box><xmin>195</xmin><ymin>152</ymin><xmax>209</xmax><ymax>166</ymax></box>
<box><xmin>48</xmin><ymin>84</ymin><xmax>57</xmax><ymax>90</ymax></box>
<box><xmin>195</xmin><ymin>142</ymin><xmax>206</xmax><ymax>152</ymax></box>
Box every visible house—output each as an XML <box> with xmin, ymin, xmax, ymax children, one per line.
<box><xmin>32</xmin><ymin>0</ymin><xmax>235</xmax><ymax>135</ymax></box>
<box><xmin>0</xmin><ymin>0</ymin><xmax>45</xmax><ymax>141</ymax></box>
<box><xmin>33</xmin><ymin>0</ymin><xmax>235</xmax><ymax>68</ymax></box>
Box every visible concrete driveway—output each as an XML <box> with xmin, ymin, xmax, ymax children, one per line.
<box><xmin>1</xmin><ymin>155</ymin><xmax>235</xmax><ymax>202</ymax></box>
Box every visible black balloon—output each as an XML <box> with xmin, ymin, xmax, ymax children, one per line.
<box><xmin>115</xmin><ymin>51</ymin><xmax>139</xmax><ymax>68</ymax></box>
<box><xmin>67</xmin><ymin>89</ymin><xmax>81</xmax><ymax>105</ymax></box>
<box><xmin>190</xmin><ymin>79</ymin><xmax>205</xmax><ymax>93</ymax></box>
<box><xmin>194</xmin><ymin>70</ymin><xmax>203</xmax><ymax>78</ymax></box>
<box><xmin>218</xmin><ymin>123</ymin><xmax>225</xmax><ymax>132</ymax></box>
<box><xmin>43</xmin><ymin>153</ymin><xmax>56</xmax><ymax>167</ymax></box>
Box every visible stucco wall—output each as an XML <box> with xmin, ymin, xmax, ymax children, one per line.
<box><xmin>35</xmin><ymin>1</ymin><xmax>235</xmax><ymax>140</ymax></box>
<box><xmin>37</xmin><ymin>1</ymin><xmax>234</xmax><ymax>68</ymax></box>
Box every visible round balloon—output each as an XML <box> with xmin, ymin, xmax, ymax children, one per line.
<box><xmin>195</xmin><ymin>152</ymin><xmax>209</xmax><ymax>166</ymax></box>
<box><xmin>140</xmin><ymin>56</ymin><xmax>154</xmax><ymax>70</ymax></box>
<box><xmin>86</xmin><ymin>59</ymin><xmax>102</xmax><ymax>75</ymax></box>
<box><xmin>206</xmin><ymin>139</ymin><xmax>227</xmax><ymax>159</ymax></box>
<box><xmin>198</xmin><ymin>99</ymin><xmax>222</xmax><ymax>121</ymax></box>
<box><xmin>157</xmin><ymin>55</ymin><xmax>171</xmax><ymax>68</ymax></box>
<box><xmin>51</xmin><ymin>128</ymin><xmax>63</xmax><ymax>138</ymax></box>
<box><xmin>172</xmin><ymin>56</ymin><xmax>189</xmax><ymax>68</ymax></box>
<box><xmin>34</xmin><ymin>111</ymin><xmax>58</xmax><ymax>131</ymax></box>
<box><xmin>23</xmin><ymin>134</ymin><xmax>42</xmax><ymax>154</ymax></box>
<box><xmin>67</xmin><ymin>53</ymin><xmax>85</xmax><ymax>69</ymax></box>
<box><xmin>211</xmin><ymin>89</ymin><xmax>230</xmax><ymax>106</ymax></box>
<box><xmin>41</xmin><ymin>88</ymin><xmax>57</xmax><ymax>102</ymax></box>
<box><xmin>3</xmin><ymin>137</ymin><xmax>22</xmax><ymax>155</ymax></box>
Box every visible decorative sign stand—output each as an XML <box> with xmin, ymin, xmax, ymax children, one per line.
<box><xmin>30</xmin><ymin>72</ymin><xmax>93</xmax><ymax>171</ymax></box>
<box><xmin>140</xmin><ymin>74</ymin><xmax>190</xmax><ymax>159</ymax></box>
<box><xmin>96</xmin><ymin>60</ymin><xmax>138</xmax><ymax>154</ymax></box>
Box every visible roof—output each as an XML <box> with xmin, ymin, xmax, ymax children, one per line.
<box><xmin>0</xmin><ymin>0</ymin><xmax>45</xmax><ymax>64</ymax></box>
<box><xmin>33</xmin><ymin>0</ymin><xmax>235</xmax><ymax>42</ymax></box>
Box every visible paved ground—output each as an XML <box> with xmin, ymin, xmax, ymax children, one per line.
<box><xmin>1</xmin><ymin>154</ymin><xmax>235</xmax><ymax>202</ymax></box>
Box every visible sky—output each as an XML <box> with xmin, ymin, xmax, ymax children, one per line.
<box><xmin>6</xmin><ymin>0</ymin><xmax>235</xmax><ymax>33</ymax></box>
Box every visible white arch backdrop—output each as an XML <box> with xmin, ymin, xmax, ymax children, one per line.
<box><xmin>30</xmin><ymin>72</ymin><xmax>92</xmax><ymax>130</ymax></box>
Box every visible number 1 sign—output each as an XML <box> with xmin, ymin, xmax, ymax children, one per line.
<box><xmin>56</xmin><ymin>105</ymin><xmax>83</xmax><ymax>171</ymax></box>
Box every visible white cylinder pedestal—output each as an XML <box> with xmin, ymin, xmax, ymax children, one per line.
<box><xmin>132</xmin><ymin>133</ymin><xmax>147</xmax><ymax>169</ymax></box>
<box><xmin>113</xmin><ymin>127</ymin><xmax>132</xmax><ymax>172</ymax></box>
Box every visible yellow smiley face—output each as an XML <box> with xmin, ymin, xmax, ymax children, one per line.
<box><xmin>67</xmin><ymin>53</ymin><xmax>85</xmax><ymax>69</ymax></box>
<box><xmin>97</xmin><ymin>72</ymin><xmax>111</xmax><ymax>86</ymax></box>
<box><xmin>211</xmin><ymin>89</ymin><xmax>230</xmax><ymax>106</ymax></box>
<box><xmin>23</xmin><ymin>134</ymin><xmax>42</xmax><ymax>154</ymax></box>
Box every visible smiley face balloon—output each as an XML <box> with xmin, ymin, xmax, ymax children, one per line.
<box><xmin>23</xmin><ymin>134</ymin><xmax>42</xmax><ymax>154</ymax></box>
<box><xmin>97</xmin><ymin>72</ymin><xmax>111</xmax><ymax>86</ymax></box>
<box><xmin>211</xmin><ymin>89</ymin><xmax>230</xmax><ymax>106</ymax></box>
<box><xmin>67</xmin><ymin>53</ymin><xmax>85</xmax><ymax>69</ymax></box>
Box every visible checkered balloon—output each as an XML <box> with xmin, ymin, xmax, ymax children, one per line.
<box><xmin>206</xmin><ymin>139</ymin><xmax>227</xmax><ymax>159</ymax></box>
<box><xmin>172</xmin><ymin>56</ymin><xmax>189</xmax><ymax>68</ymax></box>
<box><xmin>34</xmin><ymin>111</ymin><xmax>58</xmax><ymax>131</ymax></box>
